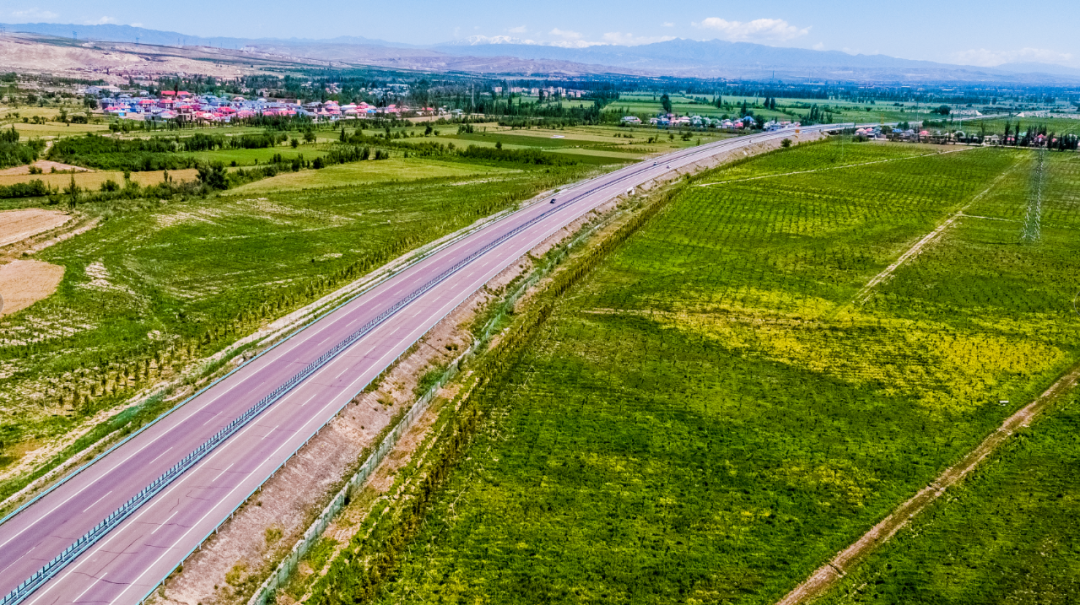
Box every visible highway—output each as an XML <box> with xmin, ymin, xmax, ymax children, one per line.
<box><xmin>0</xmin><ymin>125</ymin><xmax>837</xmax><ymax>605</ymax></box>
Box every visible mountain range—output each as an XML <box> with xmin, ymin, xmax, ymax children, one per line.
<box><xmin>3</xmin><ymin>22</ymin><xmax>1078</xmax><ymax>83</ymax></box>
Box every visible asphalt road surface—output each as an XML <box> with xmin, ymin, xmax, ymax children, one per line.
<box><xmin>0</xmin><ymin>126</ymin><xmax>836</xmax><ymax>605</ymax></box>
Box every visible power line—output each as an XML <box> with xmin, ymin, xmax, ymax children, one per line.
<box><xmin>1020</xmin><ymin>146</ymin><xmax>1045</xmax><ymax>243</ymax></box>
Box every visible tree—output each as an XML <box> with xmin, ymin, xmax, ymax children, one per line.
<box><xmin>660</xmin><ymin>93</ymin><xmax>672</xmax><ymax>114</ymax></box>
<box><xmin>196</xmin><ymin>162</ymin><xmax>228</xmax><ymax>190</ymax></box>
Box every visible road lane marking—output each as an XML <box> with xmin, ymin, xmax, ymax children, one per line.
<box><xmin>81</xmin><ymin>491</ymin><xmax>113</xmax><ymax>514</ymax></box>
<box><xmin>150</xmin><ymin>512</ymin><xmax>178</xmax><ymax>535</ymax></box>
<box><xmin>299</xmin><ymin>393</ymin><xmax>318</xmax><ymax>407</ymax></box>
<box><xmin>108</xmin><ymin>436</ymin><xmax>301</xmax><ymax>605</ymax></box>
<box><xmin>211</xmin><ymin>464</ymin><xmax>234</xmax><ymax>483</ymax></box>
<box><xmin>261</xmin><ymin>426</ymin><xmax>278</xmax><ymax>440</ymax></box>
<box><xmin>71</xmin><ymin>572</ymin><xmax>105</xmax><ymax>603</ymax></box>
<box><xmin>146</xmin><ymin>447</ymin><xmax>173</xmax><ymax>466</ymax></box>
<box><xmin>0</xmin><ymin>484</ymin><xmax>87</xmax><ymax>551</ymax></box>
<box><xmin>22</xmin><ymin>401</ymin><xmax>302</xmax><ymax>605</ymax></box>
<box><xmin>12</xmin><ymin>130</ymin><xmax>822</xmax><ymax>599</ymax></box>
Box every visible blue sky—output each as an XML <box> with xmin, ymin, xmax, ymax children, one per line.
<box><xmin>4</xmin><ymin>0</ymin><xmax>1079</xmax><ymax>67</ymax></box>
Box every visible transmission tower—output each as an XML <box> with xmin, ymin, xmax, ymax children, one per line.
<box><xmin>1020</xmin><ymin>146</ymin><xmax>1046</xmax><ymax>243</ymax></box>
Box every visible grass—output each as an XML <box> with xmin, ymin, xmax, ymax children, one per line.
<box><xmin>0</xmin><ymin>159</ymin><xmax>604</xmax><ymax>504</ymax></box>
<box><xmin>962</xmin><ymin>116</ymin><xmax>1080</xmax><ymax>136</ymax></box>
<box><xmin>230</xmin><ymin>157</ymin><xmax>518</xmax><ymax>193</ymax></box>
<box><xmin>606</xmin><ymin>93</ymin><xmax>916</xmax><ymax>123</ymax></box>
<box><xmin>334</xmin><ymin>141</ymin><xmax>1080</xmax><ymax>605</ymax></box>
<box><xmin>179</xmin><ymin>145</ymin><xmax>327</xmax><ymax>167</ymax></box>
<box><xmin>816</xmin><ymin>394</ymin><xmax>1080</xmax><ymax>605</ymax></box>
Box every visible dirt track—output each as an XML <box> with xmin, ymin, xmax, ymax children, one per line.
<box><xmin>776</xmin><ymin>360</ymin><xmax>1080</xmax><ymax>605</ymax></box>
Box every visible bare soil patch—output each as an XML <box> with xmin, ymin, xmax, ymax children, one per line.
<box><xmin>0</xmin><ymin>209</ymin><xmax>72</xmax><ymax>248</ymax></box>
<box><xmin>0</xmin><ymin>161</ymin><xmax>90</xmax><ymax>176</ymax></box>
<box><xmin>0</xmin><ymin>260</ymin><xmax>65</xmax><ymax>316</ymax></box>
<box><xmin>0</xmin><ymin>169</ymin><xmax>198</xmax><ymax>190</ymax></box>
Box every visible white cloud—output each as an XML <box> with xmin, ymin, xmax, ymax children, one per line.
<box><xmin>547</xmin><ymin>28</ymin><xmax>601</xmax><ymax>48</ymax></box>
<box><xmin>468</xmin><ymin>27</ymin><xmax>674</xmax><ymax>48</ymax></box>
<box><xmin>10</xmin><ymin>8</ymin><xmax>59</xmax><ymax>20</ymax></box>
<box><xmin>84</xmin><ymin>16</ymin><xmax>118</xmax><ymax>25</ymax></box>
<box><xmin>662</xmin><ymin>22</ymin><xmax>674</xmax><ymax>28</ymax></box>
<box><xmin>693</xmin><ymin>17</ymin><xmax>809</xmax><ymax>42</ymax></box>
<box><xmin>812</xmin><ymin>42</ymin><xmax>824</xmax><ymax>51</ymax></box>
<box><xmin>953</xmin><ymin>47</ymin><xmax>1075</xmax><ymax>67</ymax></box>
<box><xmin>131</xmin><ymin>22</ymin><xmax>143</xmax><ymax>27</ymax></box>
<box><xmin>601</xmin><ymin>32</ymin><xmax>675</xmax><ymax>46</ymax></box>
<box><xmin>507</xmin><ymin>25</ymin><xmax>527</xmax><ymax>34</ymax></box>
<box><xmin>466</xmin><ymin>34</ymin><xmax>536</xmax><ymax>45</ymax></box>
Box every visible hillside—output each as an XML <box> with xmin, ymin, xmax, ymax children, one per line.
<box><xmin>4</xmin><ymin>22</ymin><xmax>1079</xmax><ymax>82</ymax></box>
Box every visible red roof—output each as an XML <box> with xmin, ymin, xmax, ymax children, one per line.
<box><xmin>161</xmin><ymin>91</ymin><xmax>176</xmax><ymax>96</ymax></box>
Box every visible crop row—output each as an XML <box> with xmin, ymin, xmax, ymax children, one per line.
<box><xmin>337</xmin><ymin>145</ymin><xmax>1080</xmax><ymax>605</ymax></box>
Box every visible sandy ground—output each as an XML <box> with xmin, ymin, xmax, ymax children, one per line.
<box><xmin>0</xmin><ymin>260</ymin><xmax>65</xmax><ymax>316</ymax></box>
<box><xmin>0</xmin><ymin>35</ymin><xmax>279</xmax><ymax>84</ymax></box>
<box><xmin>0</xmin><ymin>161</ymin><xmax>90</xmax><ymax>176</ymax></box>
<box><xmin>0</xmin><ymin>169</ymin><xmax>198</xmax><ymax>190</ymax></box>
<box><xmin>0</xmin><ymin>209</ymin><xmax>72</xmax><ymax>247</ymax></box>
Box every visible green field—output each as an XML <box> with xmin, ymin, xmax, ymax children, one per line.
<box><xmin>0</xmin><ymin>159</ymin><xmax>604</xmax><ymax>503</ymax></box>
<box><xmin>309</xmin><ymin>141</ymin><xmax>1080</xmax><ymax>604</ymax></box>
<box><xmin>605</xmin><ymin>93</ymin><xmax>915</xmax><ymax>123</ymax></box>
<box><xmin>230</xmin><ymin>157</ymin><xmax>518</xmax><ymax>193</ymax></box>
<box><xmin>179</xmin><ymin>145</ymin><xmax>328</xmax><ymax>167</ymax></box>
<box><xmin>963</xmin><ymin>116</ymin><xmax>1080</xmax><ymax>136</ymax></box>
<box><xmin>818</xmin><ymin>394</ymin><xmax>1080</xmax><ymax>604</ymax></box>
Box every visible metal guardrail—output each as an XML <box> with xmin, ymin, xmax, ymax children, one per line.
<box><xmin>0</xmin><ymin>153</ymin><xmax>627</xmax><ymax>605</ymax></box>
<box><xmin>2</xmin><ymin>125</ymin><xmax>838</xmax><ymax>605</ymax></box>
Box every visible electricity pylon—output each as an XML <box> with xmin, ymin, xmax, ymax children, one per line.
<box><xmin>1021</xmin><ymin>147</ymin><xmax>1045</xmax><ymax>243</ymax></box>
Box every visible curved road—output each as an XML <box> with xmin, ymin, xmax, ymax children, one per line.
<box><xmin>0</xmin><ymin>125</ymin><xmax>838</xmax><ymax>605</ymax></box>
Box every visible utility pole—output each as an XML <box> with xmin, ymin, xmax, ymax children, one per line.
<box><xmin>1021</xmin><ymin>147</ymin><xmax>1045</xmax><ymax>243</ymax></box>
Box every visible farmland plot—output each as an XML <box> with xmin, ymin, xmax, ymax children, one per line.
<box><xmin>0</xmin><ymin>162</ymin><xmax>599</xmax><ymax>503</ymax></box>
<box><xmin>816</xmin><ymin>395</ymin><xmax>1080</xmax><ymax>605</ymax></box>
<box><xmin>345</xmin><ymin>146</ymin><xmax>1080</xmax><ymax>605</ymax></box>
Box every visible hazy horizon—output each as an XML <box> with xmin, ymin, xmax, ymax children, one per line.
<box><xmin>4</xmin><ymin>0</ymin><xmax>1079</xmax><ymax>70</ymax></box>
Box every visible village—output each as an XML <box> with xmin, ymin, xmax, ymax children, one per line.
<box><xmin>79</xmin><ymin>82</ymin><xmax>595</xmax><ymax>125</ymax></box>
<box><xmin>86</xmin><ymin>87</ymin><xmax>449</xmax><ymax>123</ymax></box>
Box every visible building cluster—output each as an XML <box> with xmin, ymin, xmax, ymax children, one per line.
<box><xmin>492</xmin><ymin>86</ymin><xmax>586</xmax><ymax>98</ymax></box>
<box><xmin>83</xmin><ymin>88</ymin><xmax>445</xmax><ymax>123</ymax></box>
<box><xmin>624</xmin><ymin>113</ymin><xmax>775</xmax><ymax>131</ymax></box>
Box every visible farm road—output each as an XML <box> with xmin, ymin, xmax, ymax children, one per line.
<box><xmin>853</xmin><ymin>158</ymin><xmax>1022</xmax><ymax>303</ymax></box>
<box><xmin>775</xmin><ymin>359</ymin><xmax>1080</xmax><ymax>605</ymax></box>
